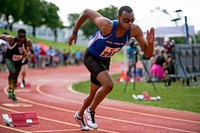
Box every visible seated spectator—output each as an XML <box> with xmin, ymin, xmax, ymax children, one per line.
<box><xmin>74</xmin><ymin>50</ymin><xmax>82</xmax><ymax>65</ymax></box>
<box><xmin>150</xmin><ymin>50</ymin><xmax>169</xmax><ymax>82</ymax></box>
<box><xmin>163</xmin><ymin>37</ymin><xmax>174</xmax><ymax>57</ymax></box>
<box><xmin>0</xmin><ymin>43</ymin><xmax>8</xmax><ymax>72</ymax></box>
<box><xmin>62</xmin><ymin>49</ymin><xmax>68</xmax><ymax>65</ymax></box>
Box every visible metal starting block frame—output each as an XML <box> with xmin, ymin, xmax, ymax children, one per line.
<box><xmin>2</xmin><ymin>112</ymin><xmax>38</xmax><ymax>127</ymax></box>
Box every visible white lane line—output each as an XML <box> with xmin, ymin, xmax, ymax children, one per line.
<box><xmin>69</xmin><ymin>84</ymin><xmax>200</xmax><ymax>125</ymax></box>
<box><xmin>31</xmin><ymin>129</ymin><xmax>85</xmax><ymax>132</ymax></box>
<box><xmin>36</xmin><ymin>84</ymin><xmax>199</xmax><ymax>133</ymax></box>
<box><xmin>0</xmin><ymin>124</ymin><xmax>31</xmax><ymax>133</ymax></box>
<box><xmin>2</xmin><ymin>86</ymin><xmax>119</xmax><ymax>133</ymax></box>
<box><xmin>0</xmin><ymin>105</ymin><xmax>118</xmax><ymax>133</ymax></box>
<box><xmin>3</xmin><ymin>85</ymin><xmax>199</xmax><ymax>133</ymax></box>
<box><xmin>0</xmin><ymin>106</ymin><xmax>80</xmax><ymax>133</ymax></box>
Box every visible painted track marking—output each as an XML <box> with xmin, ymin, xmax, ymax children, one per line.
<box><xmin>38</xmin><ymin>83</ymin><xmax>200</xmax><ymax>124</ymax></box>
<box><xmin>36</xmin><ymin>83</ymin><xmax>199</xmax><ymax>133</ymax></box>
<box><xmin>2</xmin><ymin>83</ymin><xmax>200</xmax><ymax>133</ymax></box>
<box><xmin>0</xmin><ymin>106</ymin><xmax>118</xmax><ymax>133</ymax></box>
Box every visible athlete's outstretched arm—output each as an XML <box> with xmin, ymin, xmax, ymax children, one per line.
<box><xmin>0</xmin><ymin>35</ymin><xmax>15</xmax><ymax>46</ymax></box>
<box><xmin>132</xmin><ymin>26</ymin><xmax>154</xmax><ymax>58</ymax></box>
<box><xmin>68</xmin><ymin>8</ymin><xmax>112</xmax><ymax>46</ymax></box>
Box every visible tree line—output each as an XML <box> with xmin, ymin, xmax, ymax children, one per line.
<box><xmin>1</xmin><ymin>1</ymin><xmax>200</xmax><ymax>43</ymax></box>
<box><xmin>0</xmin><ymin>0</ymin><xmax>63</xmax><ymax>42</ymax></box>
<box><xmin>67</xmin><ymin>5</ymin><xmax>118</xmax><ymax>38</ymax></box>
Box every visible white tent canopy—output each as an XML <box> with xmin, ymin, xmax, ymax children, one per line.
<box><xmin>135</xmin><ymin>9</ymin><xmax>195</xmax><ymax>38</ymax></box>
<box><xmin>156</xmin><ymin>25</ymin><xmax>195</xmax><ymax>37</ymax></box>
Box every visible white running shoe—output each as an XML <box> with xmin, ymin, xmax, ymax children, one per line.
<box><xmin>20</xmin><ymin>82</ymin><xmax>24</xmax><ymax>88</ymax></box>
<box><xmin>84</xmin><ymin>108</ymin><xmax>98</xmax><ymax>129</ymax></box>
<box><xmin>74</xmin><ymin>112</ymin><xmax>89</xmax><ymax>131</ymax></box>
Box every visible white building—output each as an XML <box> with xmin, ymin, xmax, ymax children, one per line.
<box><xmin>0</xmin><ymin>21</ymin><xmax>89</xmax><ymax>45</ymax></box>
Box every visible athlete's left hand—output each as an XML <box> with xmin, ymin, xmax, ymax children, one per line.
<box><xmin>68</xmin><ymin>34</ymin><xmax>77</xmax><ymax>46</ymax></box>
<box><xmin>146</xmin><ymin>27</ymin><xmax>155</xmax><ymax>45</ymax></box>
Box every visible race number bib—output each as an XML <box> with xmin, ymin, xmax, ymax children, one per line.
<box><xmin>100</xmin><ymin>46</ymin><xmax>120</xmax><ymax>57</ymax></box>
<box><xmin>12</xmin><ymin>54</ymin><xmax>23</xmax><ymax>61</ymax></box>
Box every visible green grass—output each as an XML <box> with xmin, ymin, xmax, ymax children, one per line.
<box><xmin>73</xmin><ymin>74</ymin><xmax>200</xmax><ymax>113</ymax></box>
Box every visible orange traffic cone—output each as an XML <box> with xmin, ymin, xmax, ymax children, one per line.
<box><xmin>120</xmin><ymin>70</ymin><xmax>127</xmax><ymax>82</ymax></box>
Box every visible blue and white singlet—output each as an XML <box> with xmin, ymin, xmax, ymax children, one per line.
<box><xmin>88</xmin><ymin>20</ymin><xmax>131</xmax><ymax>60</ymax></box>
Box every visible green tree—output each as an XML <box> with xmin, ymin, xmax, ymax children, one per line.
<box><xmin>22</xmin><ymin>0</ymin><xmax>63</xmax><ymax>38</ymax></box>
<box><xmin>42</xmin><ymin>1</ymin><xmax>63</xmax><ymax>42</ymax></box>
<box><xmin>67</xmin><ymin>5</ymin><xmax>118</xmax><ymax>38</ymax></box>
<box><xmin>196</xmin><ymin>30</ymin><xmax>200</xmax><ymax>43</ymax></box>
<box><xmin>0</xmin><ymin>0</ymin><xmax>24</xmax><ymax>30</ymax></box>
<box><xmin>0</xmin><ymin>0</ymin><xmax>64</xmax><ymax>40</ymax></box>
<box><xmin>98</xmin><ymin>5</ymin><xmax>118</xmax><ymax>20</ymax></box>
<box><xmin>22</xmin><ymin>0</ymin><xmax>45</xmax><ymax>37</ymax></box>
<box><xmin>171</xmin><ymin>37</ymin><xmax>186</xmax><ymax>44</ymax></box>
<box><xmin>67</xmin><ymin>13</ymin><xmax>79</xmax><ymax>29</ymax></box>
<box><xmin>81</xmin><ymin>5</ymin><xmax>118</xmax><ymax>38</ymax></box>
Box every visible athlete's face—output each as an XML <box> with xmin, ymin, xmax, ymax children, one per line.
<box><xmin>119</xmin><ymin>11</ymin><xmax>135</xmax><ymax>29</ymax></box>
<box><xmin>17</xmin><ymin>33</ymin><xmax>26</xmax><ymax>45</ymax></box>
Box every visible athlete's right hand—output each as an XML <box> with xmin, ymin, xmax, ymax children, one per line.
<box><xmin>68</xmin><ymin>34</ymin><xmax>77</xmax><ymax>46</ymax></box>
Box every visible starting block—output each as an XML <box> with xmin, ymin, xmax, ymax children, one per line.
<box><xmin>17</xmin><ymin>82</ymin><xmax>31</xmax><ymax>88</ymax></box>
<box><xmin>2</xmin><ymin>112</ymin><xmax>38</xmax><ymax>127</ymax></box>
<box><xmin>2</xmin><ymin>114</ymin><xmax>13</xmax><ymax>127</ymax></box>
<box><xmin>24</xmin><ymin>112</ymin><xmax>39</xmax><ymax>124</ymax></box>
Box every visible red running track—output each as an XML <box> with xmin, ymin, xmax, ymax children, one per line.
<box><xmin>0</xmin><ymin>62</ymin><xmax>200</xmax><ymax>133</ymax></box>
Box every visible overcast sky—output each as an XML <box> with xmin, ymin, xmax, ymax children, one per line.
<box><xmin>45</xmin><ymin>0</ymin><xmax>200</xmax><ymax>32</ymax></box>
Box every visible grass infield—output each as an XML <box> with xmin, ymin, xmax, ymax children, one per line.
<box><xmin>73</xmin><ymin>74</ymin><xmax>200</xmax><ymax>113</ymax></box>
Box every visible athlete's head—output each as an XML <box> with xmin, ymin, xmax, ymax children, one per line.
<box><xmin>118</xmin><ymin>6</ymin><xmax>133</xmax><ymax>16</ymax></box>
<box><xmin>17</xmin><ymin>28</ymin><xmax>26</xmax><ymax>38</ymax></box>
<box><xmin>17</xmin><ymin>28</ymin><xmax>26</xmax><ymax>44</ymax></box>
<box><xmin>118</xmin><ymin>6</ymin><xmax>135</xmax><ymax>29</ymax></box>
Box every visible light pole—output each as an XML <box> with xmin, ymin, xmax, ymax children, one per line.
<box><xmin>171</xmin><ymin>18</ymin><xmax>181</xmax><ymax>27</ymax></box>
<box><xmin>171</xmin><ymin>9</ymin><xmax>190</xmax><ymax>44</ymax></box>
<box><xmin>184</xmin><ymin>16</ymin><xmax>190</xmax><ymax>44</ymax></box>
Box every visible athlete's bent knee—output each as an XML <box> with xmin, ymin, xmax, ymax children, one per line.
<box><xmin>103</xmin><ymin>82</ymin><xmax>114</xmax><ymax>92</ymax></box>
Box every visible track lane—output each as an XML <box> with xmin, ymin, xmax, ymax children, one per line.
<box><xmin>0</xmin><ymin>63</ymin><xmax>200</xmax><ymax>132</ymax></box>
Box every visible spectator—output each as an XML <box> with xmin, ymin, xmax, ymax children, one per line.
<box><xmin>74</xmin><ymin>50</ymin><xmax>82</xmax><ymax>65</ymax></box>
<box><xmin>0</xmin><ymin>32</ymin><xmax>9</xmax><ymax>72</ymax></box>
<box><xmin>38</xmin><ymin>47</ymin><xmax>46</xmax><ymax>69</ymax></box>
<box><xmin>62</xmin><ymin>49</ymin><xmax>68</xmax><ymax>65</ymax></box>
<box><xmin>150</xmin><ymin>50</ymin><xmax>169</xmax><ymax>81</ymax></box>
<box><xmin>163</xmin><ymin>37</ymin><xmax>174</xmax><ymax>57</ymax></box>
<box><xmin>127</xmin><ymin>40</ymin><xmax>136</xmax><ymax>77</ymax></box>
<box><xmin>140</xmin><ymin>52</ymin><xmax>151</xmax><ymax>82</ymax></box>
<box><xmin>46</xmin><ymin>47</ymin><xmax>54</xmax><ymax>67</ymax></box>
